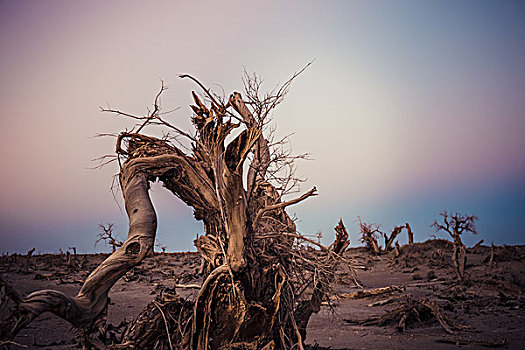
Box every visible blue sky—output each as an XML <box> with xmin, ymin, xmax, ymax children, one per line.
<box><xmin>0</xmin><ymin>0</ymin><xmax>524</xmax><ymax>253</ymax></box>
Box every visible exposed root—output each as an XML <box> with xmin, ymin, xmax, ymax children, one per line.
<box><xmin>122</xmin><ymin>288</ymin><xmax>193</xmax><ymax>349</ymax></box>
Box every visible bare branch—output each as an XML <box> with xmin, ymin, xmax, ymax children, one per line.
<box><xmin>96</xmin><ymin>223</ymin><xmax>123</xmax><ymax>253</ymax></box>
<box><xmin>101</xmin><ymin>82</ymin><xmax>196</xmax><ymax>143</ymax></box>
<box><xmin>253</xmin><ymin>187</ymin><xmax>317</xmax><ymax>227</ymax></box>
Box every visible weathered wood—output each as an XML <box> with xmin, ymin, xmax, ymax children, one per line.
<box><xmin>405</xmin><ymin>222</ymin><xmax>414</xmax><ymax>244</ymax></box>
<box><xmin>1</xmin><ymin>165</ymin><xmax>157</xmax><ymax>340</ymax></box>
<box><xmin>384</xmin><ymin>225</ymin><xmax>404</xmax><ymax>251</ymax></box>
<box><xmin>2</xmin><ymin>69</ymin><xmax>347</xmax><ymax>350</ymax></box>
<box><xmin>339</xmin><ymin>285</ymin><xmax>404</xmax><ymax>299</ymax></box>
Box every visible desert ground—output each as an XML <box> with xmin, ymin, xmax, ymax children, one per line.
<box><xmin>1</xmin><ymin>240</ymin><xmax>524</xmax><ymax>349</ymax></box>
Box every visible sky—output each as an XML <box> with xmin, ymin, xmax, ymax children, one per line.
<box><xmin>0</xmin><ymin>0</ymin><xmax>524</xmax><ymax>254</ymax></box>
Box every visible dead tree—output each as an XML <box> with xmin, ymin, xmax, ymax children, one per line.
<box><xmin>96</xmin><ymin>223</ymin><xmax>123</xmax><ymax>253</ymax></box>
<box><xmin>357</xmin><ymin>217</ymin><xmax>381</xmax><ymax>254</ymax></box>
<box><xmin>155</xmin><ymin>240</ymin><xmax>168</xmax><ymax>255</ymax></box>
<box><xmin>1</xmin><ymin>68</ymin><xmax>352</xmax><ymax>349</ymax></box>
<box><xmin>405</xmin><ymin>222</ymin><xmax>414</xmax><ymax>244</ymax></box>
<box><xmin>360</xmin><ymin>221</ymin><xmax>406</xmax><ymax>254</ymax></box>
<box><xmin>67</xmin><ymin>247</ymin><xmax>77</xmax><ymax>268</ymax></box>
<box><xmin>25</xmin><ymin>248</ymin><xmax>35</xmax><ymax>272</ymax></box>
<box><xmin>431</xmin><ymin>211</ymin><xmax>478</xmax><ymax>281</ymax></box>
<box><xmin>394</xmin><ymin>241</ymin><xmax>401</xmax><ymax>257</ymax></box>
<box><xmin>382</xmin><ymin>225</ymin><xmax>405</xmax><ymax>252</ymax></box>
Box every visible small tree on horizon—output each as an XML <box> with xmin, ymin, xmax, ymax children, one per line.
<box><xmin>357</xmin><ymin>217</ymin><xmax>382</xmax><ymax>254</ymax></box>
<box><xmin>431</xmin><ymin>210</ymin><xmax>478</xmax><ymax>281</ymax></box>
<box><xmin>96</xmin><ymin>223</ymin><xmax>123</xmax><ymax>253</ymax></box>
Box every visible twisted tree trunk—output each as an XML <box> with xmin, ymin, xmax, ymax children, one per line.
<box><xmin>2</xmin><ymin>72</ymin><xmax>347</xmax><ymax>350</ymax></box>
<box><xmin>1</xmin><ymin>161</ymin><xmax>157</xmax><ymax>341</ymax></box>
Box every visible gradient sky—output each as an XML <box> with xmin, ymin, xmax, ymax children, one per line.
<box><xmin>1</xmin><ymin>0</ymin><xmax>524</xmax><ymax>253</ymax></box>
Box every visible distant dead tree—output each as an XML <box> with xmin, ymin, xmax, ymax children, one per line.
<box><xmin>96</xmin><ymin>223</ymin><xmax>123</xmax><ymax>253</ymax></box>
<box><xmin>382</xmin><ymin>225</ymin><xmax>405</xmax><ymax>252</ymax></box>
<box><xmin>394</xmin><ymin>241</ymin><xmax>401</xmax><ymax>257</ymax></box>
<box><xmin>405</xmin><ymin>222</ymin><xmax>414</xmax><ymax>244</ymax></box>
<box><xmin>359</xmin><ymin>220</ymin><xmax>412</xmax><ymax>254</ymax></box>
<box><xmin>357</xmin><ymin>217</ymin><xmax>382</xmax><ymax>254</ymax></box>
<box><xmin>155</xmin><ymin>239</ymin><xmax>168</xmax><ymax>255</ymax></box>
<box><xmin>431</xmin><ymin>211</ymin><xmax>478</xmax><ymax>281</ymax></box>
<box><xmin>1</xmin><ymin>66</ymin><xmax>355</xmax><ymax>349</ymax></box>
<box><xmin>25</xmin><ymin>248</ymin><xmax>35</xmax><ymax>272</ymax></box>
<box><xmin>67</xmin><ymin>247</ymin><xmax>77</xmax><ymax>267</ymax></box>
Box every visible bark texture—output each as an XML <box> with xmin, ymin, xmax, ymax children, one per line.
<box><xmin>1</xmin><ymin>163</ymin><xmax>157</xmax><ymax>343</ymax></box>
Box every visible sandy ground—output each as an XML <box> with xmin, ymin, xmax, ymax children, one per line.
<box><xmin>1</xmin><ymin>240</ymin><xmax>524</xmax><ymax>349</ymax></box>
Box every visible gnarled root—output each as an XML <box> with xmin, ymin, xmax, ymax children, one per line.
<box><xmin>121</xmin><ymin>288</ymin><xmax>193</xmax><ymax>349</ymax></box>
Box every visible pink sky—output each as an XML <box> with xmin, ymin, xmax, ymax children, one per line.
<box><xmin>1</xmin><ymin>1</ymin><xmax>524</xmax><ymax>252</ymax></box>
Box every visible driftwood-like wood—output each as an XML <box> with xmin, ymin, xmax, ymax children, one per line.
<box><xmin>1</xmin><ymin>69</ymin><xmax>351</xmax><ymax>349</ymax></box>
<box><xmin>339</xmin><ymin>285</ymin><xmax>404</xmax><ymax>299</ymax></box>
<box><xmin>1</xmin><ymin>164</ymin><xmax>157</xmax><ymax>342</ymax></box>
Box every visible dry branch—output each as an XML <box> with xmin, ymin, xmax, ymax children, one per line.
<box><xmin>367</xmin><ymin>296</ymin><xmax>401</xmax><ymax>307</ymax></box>
<box><xmin>339</xmin><ymin>285</ymin><xmax>404</xmax><ymax>299</ymax></box>
<box><xmin>253</xmin><ymin>187</ymin><xmax>317</xmax><ymax>228</ymax></box>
